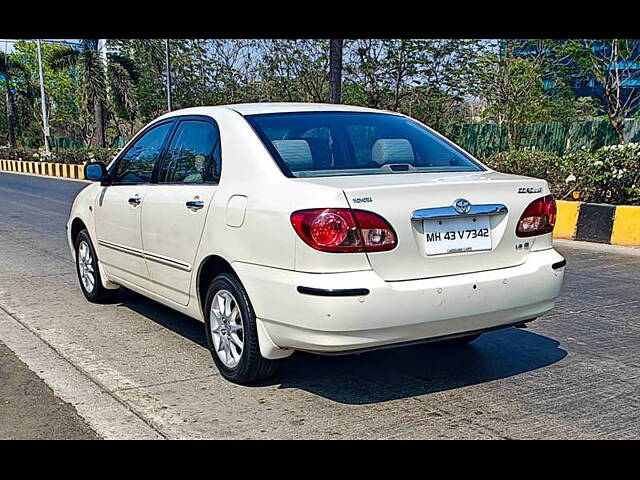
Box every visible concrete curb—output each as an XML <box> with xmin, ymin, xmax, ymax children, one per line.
<box><xmin>554</xmin><ymin>200</ymin><xmax>640</xmax><ymax>247</ymax></box>
<box><xmin>0</xmin><ymin>158</ymin><xmax>85</xmax><ymax>180</ymax></box>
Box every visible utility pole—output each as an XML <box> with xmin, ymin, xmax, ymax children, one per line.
<box><xmin>165</xmin><ymin>39</ymin><xmax>172</xmax><ymax>111</ymax></box>
<box><xmin>36</xmin><ymin>39</ymin><xmax>51</xmax><ymax>156</ymax></box>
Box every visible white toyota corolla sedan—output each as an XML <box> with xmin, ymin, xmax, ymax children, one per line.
<box><xmin>67</xmin><ymin>103</ymin><xmax>566</xmax><ymax>383</ymax></box>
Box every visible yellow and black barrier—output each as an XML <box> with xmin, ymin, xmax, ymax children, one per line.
<box><xmin>0</xmin><ymin>159</ymin><xmax>85</xmax><ymax>180</ymax></box>
<box><xmin>554</xmin><ymin>200</ymin><xmax>640</xmax><ymax>247</ymax></box>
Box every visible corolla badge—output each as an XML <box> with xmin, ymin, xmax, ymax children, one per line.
<box><xmin>453</xmin><ymin>198</ymin><xmax>471</xmax><ymax>214</ymax></box>
<box><xmin>518</xmin><ymin>186</ymin><xmax>543</xmax><ymax>194</ymax></box>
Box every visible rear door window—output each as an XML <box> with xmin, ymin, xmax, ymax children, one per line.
<box><xmin>158</xmin><ymin>120</ymin><xmax>221</xmax><ymax>184</ymax></box>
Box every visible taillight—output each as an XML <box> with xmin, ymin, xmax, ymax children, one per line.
<box><xmin>516</xmin><ymin>195</ymin><xmax>557</xmax><ymax>237</ymax></box>
<box><xmin>351</xmin><ymin>210</ymin><xmax>398</xmax><ymax>252</ymax></box>
<box><xmin>290</xmin><ymin>208</ymin><xmax>397</xmax><ymax>253</ymax></box>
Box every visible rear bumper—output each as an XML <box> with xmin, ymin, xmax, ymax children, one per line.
<box><xmin>233</xmin><ymin>248</ymin><xmax>565</xmax><ymax>354</ymax></box>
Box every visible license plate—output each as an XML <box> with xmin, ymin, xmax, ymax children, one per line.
<box><xmin>424</xmin><ymin>216</ymin><xmax>491</xmax><ymax>255</ymax></box>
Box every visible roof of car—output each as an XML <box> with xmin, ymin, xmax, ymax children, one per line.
<box><xmin>159</xmin><ymin>102</ymin><xmax>399</xmax><ymax>118</ymax></box>
<box><xmin>224</xmin><ymin>102</ymin><xmax>394</xmax><ymax>115</ymax></box>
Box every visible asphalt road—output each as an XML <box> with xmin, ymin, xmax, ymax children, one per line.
<box><xmin>1</xmin><ymin>171</ymin><xmax>639</xmax><ymax>439</ymax></box>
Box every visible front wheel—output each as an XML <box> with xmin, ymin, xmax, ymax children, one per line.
<box><xmin>74</xmin><ymin>229</ymin><xmax>119</xmax><ymax>303</ymax></box>
<box><xmin>204</xmin><ymin>273</ymin><xmax>279</xmax><ymax>384</ymax></box>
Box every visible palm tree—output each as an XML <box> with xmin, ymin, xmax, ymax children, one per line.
<box><xmin>0</xmin><ymin>53</ymin><xmax>32</xmax><ymax>147</ymax></box>
<box><xmin>48</xmin><ymin>39</ymin><xmax>139</xmax><ymax>147</ymax></box>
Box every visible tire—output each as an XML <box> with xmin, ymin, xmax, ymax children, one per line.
<box><xmin>204</xmin><ymin>273</ymin><xmax>279</xmax><ymax>384</ymax></box>
<box><xmin>436</xmin><ymin>333</ymin><xmax>482</xmax><ymax>346</ymax></box>
<box><xmin>74</xmin><ymin>229</ymin><xmax>119</xmax><ymax>303</ymax></box>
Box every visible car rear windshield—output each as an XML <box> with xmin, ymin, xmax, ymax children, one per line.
<box><xmin>245</xmin><ymin>111</ymin><xmax>484</xmax><ymax>178</ymax></box>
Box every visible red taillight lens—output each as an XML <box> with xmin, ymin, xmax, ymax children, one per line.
<box><xmin>291</xmin><ymin>209</ymin><xmax>361</xmax><ymax>252</ymax></box>
<box><xmin>516</xmin><ymin>195</ymin><xmax>557</xmax><ymax>237</ymax></box>
<box><xmin>291</xmin><ymin>208</ymin><xmax>397</xmax><ymax>253</ymax></box>
<box><xmin>310</xmin><ymin>212</ymin><xmax>350</xmax><ymax>247</ymax></box>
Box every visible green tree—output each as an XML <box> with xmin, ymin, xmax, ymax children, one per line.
<box><xmin>119</xmin><ymin>39</ymin><xmax>258</xmax><ymax>122</ymax></box>
<box><xmin>12</xmin><ymin>40</ymin><xmax>83</xmax><ymax>143</ymax></box>
<box><xmin>405</xmin><ymin>39</ymin><xmax>487</xmax><ymax>127</ymax></box>
<box><xmin>343</xmin><ymin>39</ymin><xmax>387</xmax><ymax>108</ymax></box>
<box><xmin>213</xmin><ymin>39</ymin><xmax>259</xmax><ymax>104</ymax></box>
<box><xmin>564</xmin><ymin>39</ymin><xmax>640</xmax><ymax>143</ymax></box>
<box><xmin>115</xmin><ymin>39</ymin><xmax>165</xmax><ymax>128</ymax></box>
<box><xmin>256</xmin><ymin>39</ymin><xmax>329</xmax><ymax>102</ymax></box>
<box><xmin>47</xmin><ymin>39</ymin><xmax>140</xmax><ymax>147</ymax></box>
<box><xmin>505</xmin><ymin>39</ymin><xmax>591</xmax><ymax>122</ymax></box>
<box><xmin>474</xmin><ymin>41</ymin><xmax>556</xmax><ymax>149</ymax></box>
<box><xmin>0</xmin><ymin>52</ymin><xmax>33</xmax><ymax>147</ymax></box>
<box><xmin>343</xmin><ymin>39</ymin><xmax>486</xmax><ymax>126</ymax></box>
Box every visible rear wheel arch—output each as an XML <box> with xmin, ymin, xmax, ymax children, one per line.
<box><xmin>197</xmin><ymin>255</ymin><xmax>237</xmax><ymax>312</ymax></box>
<box><xmin>195</xmin><ymin>255</ymin><xmax>293</xmax><ymax>361</ymax></box>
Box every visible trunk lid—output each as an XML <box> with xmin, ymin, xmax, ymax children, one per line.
<box><xmin>296</xmin><ymin>171</ymin><xmax>549</xmax><ymax>281</ymax></box>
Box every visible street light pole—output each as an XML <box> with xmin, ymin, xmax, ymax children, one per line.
<box><xmin>36</xmin><ymin>39</ymin><xmax>51</xmax><ymax>156</ymax></box>
<box><xmin>165</xmin><ymin>39</ymin><xmax>172</xmax><ymax>111</ymax></box>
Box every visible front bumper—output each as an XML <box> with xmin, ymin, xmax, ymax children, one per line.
<box><xmin>234</xmin><ymin>248</ymin><xmax>565</xmax><ymax>354</ymax></box>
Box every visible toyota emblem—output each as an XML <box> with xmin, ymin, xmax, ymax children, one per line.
<box><xmin>453</xmin><ymin>198</ymin><xmax>471</xmax><ymax>215</ymax></box>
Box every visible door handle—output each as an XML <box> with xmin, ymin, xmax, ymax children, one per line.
<box><xmin>186</xmin><ymin>200</ymin><xmax>205</xmax><ymax>211</ymax></box>
<box><xmin>128</xmin><ymin>196</ymin><xmax>141</xmax><ymax>206</ymax></box>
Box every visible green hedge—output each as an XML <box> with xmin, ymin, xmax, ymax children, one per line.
<box><xmin>485</xmin><ymin>144</ymin><xmax>640</xmax><ymax>206</ymax></box>
<box><xmin>20</xmin><ymin>136</ymin><xmax>129</xmax><ymax>150</ymax></box>
<box><xmin>0</xmin><ymin>146</ymin><xmax>119</xmax><ymax>165</ymax></box>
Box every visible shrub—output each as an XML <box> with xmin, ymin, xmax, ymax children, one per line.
<box><xmin>54</xmin><ymin>147</ymin><xmax>120</xmax><ymax>165</ymax></box>
<box><xmin>0</xmin><ymin>146</ymin><xmax>120</xmax><ymax>165</ymax></box>
<box><xmin>0</xmin><ymin>146</ymin><xmax>33</xmax><ymax>161</ymax></box>
<box><xmin>486</xmin><ymin>144</ymin><xmax>640</xmax><ymax>206</ymax></box>
<box><xmin>563</xmin><ymin>144</ymin><xmax>640</xmax><ymax>205</ymax></box>
<box><xmin>484</xmin><ymin>150</ymin><xmax>569</xmax><ymax>199</ymax></box>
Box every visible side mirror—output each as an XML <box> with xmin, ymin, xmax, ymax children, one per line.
<box><xmin>84</xmin><ymin>162</ymin><xmax>110</xmax><ymax>185</ymax></box>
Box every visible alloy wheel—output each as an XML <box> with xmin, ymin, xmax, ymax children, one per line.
<box><xmin>209</xmin><ymin>289</ymin><xmax>245</xmax><ymax>368</ymax></box>
<box><xmin>77</xmin><ymin>240</ymin><xmax>95</xmax><ymax>293</ymax></box>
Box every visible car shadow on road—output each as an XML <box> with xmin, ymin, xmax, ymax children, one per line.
<box><xmin>116</xmin><ymin>288</ymin><xmax>209</xmax><ymax>348</ymax></box>
<box><xmin>269</xmin><ymin>328</ymin><xmax>567</xmax><ymax>404</ymax></box>
<box><xmin>117</xmin><ymin>288</ymin><xmax>567</xmax><ymax>405</ymax></box>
